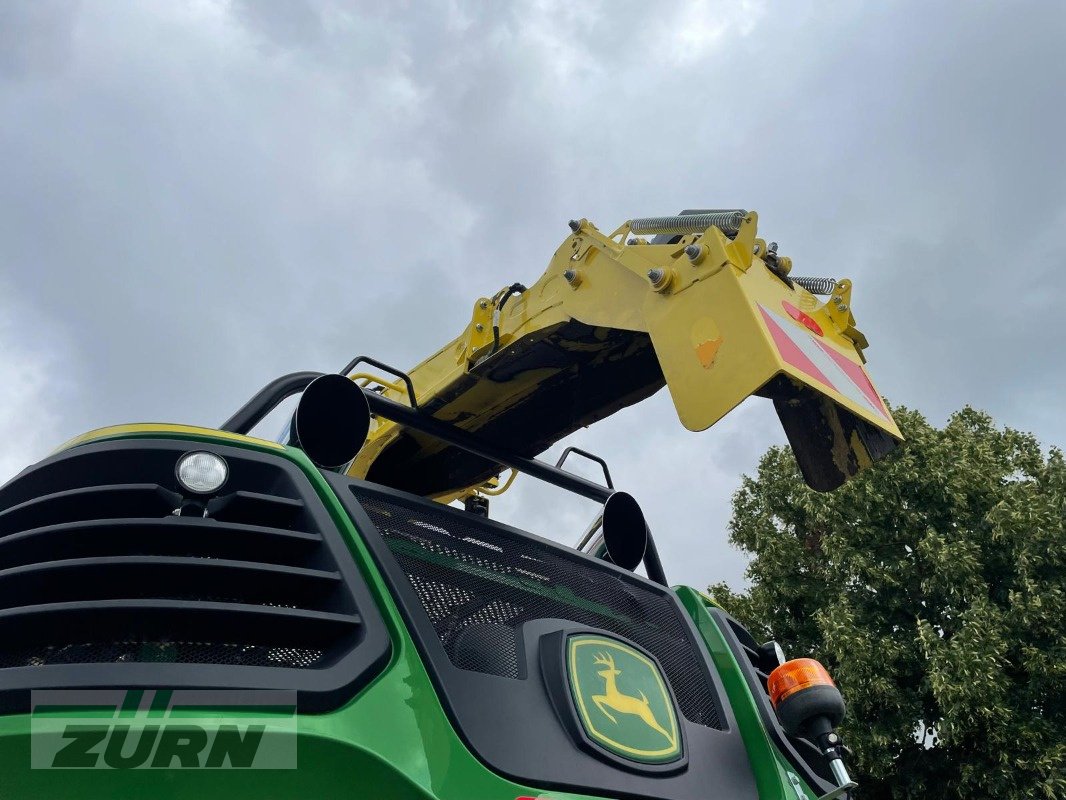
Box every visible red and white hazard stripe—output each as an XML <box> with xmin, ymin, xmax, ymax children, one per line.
<box><xmin>758</xmin><ymin>303</ymin><xmax>890</xmax><ymax>422</ymax></box>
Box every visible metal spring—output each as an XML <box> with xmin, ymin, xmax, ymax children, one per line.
<box><xmin>791</xmin><ymin>276</ymin><xmax>838</xmax><ymax>296</ymax></box>
<box><xmin>629</xmin><ymin>210</ymin><xmax>746</xmax><ymax>236</ymax></box>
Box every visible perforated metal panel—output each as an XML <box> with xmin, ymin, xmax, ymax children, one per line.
<box><xmin>0</xmin><ymin>641</ymin><xmax>324</xmax><ymax>670</ymax></box>
<box><xmin>353</xmin><ymin>488</ymin><xmax>723</xmax><ymax>730</ymax></box>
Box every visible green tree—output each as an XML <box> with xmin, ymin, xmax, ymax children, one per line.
<box><xmin>711</xmin><ymin>406</ymin><xmax>1065</xmax><ymax>799</ymax></box>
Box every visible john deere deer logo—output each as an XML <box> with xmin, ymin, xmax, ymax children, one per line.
<box><xmin>567</xmin><ymin>635</ymin><xmax>681</xmax><ymax>763</ymax></box>
<box><xmin>591</xmin><ymin>652</ymin><xmax>677</xmax><ymax>748</ymax></box>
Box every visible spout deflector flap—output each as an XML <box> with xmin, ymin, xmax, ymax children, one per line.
<box><xmin>642</xmin><ymin>269</ymin><xmax>901</xmax><ymax>490</ymax></box>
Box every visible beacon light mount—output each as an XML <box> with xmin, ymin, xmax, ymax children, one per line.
<box><xmin>768</xmin><ymin>658</ymin><xmax>858</xmax><ymax>799</ymax></box>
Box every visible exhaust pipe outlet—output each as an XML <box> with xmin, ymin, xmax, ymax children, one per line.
<box><xmin>579</xmin><ymin>491</ymin><xmax>648</xmax><ymax>571</ymax></box>
<box><xmin>285</xmin><ymin>374</ymin><xmax>371</xmax><ymax>469</ymax></box>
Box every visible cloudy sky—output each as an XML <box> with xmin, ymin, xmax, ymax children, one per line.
<box><xmin>1</xmin><ymin>0</ymin><xmax>1063</xmax><ymax>590</ymax></box>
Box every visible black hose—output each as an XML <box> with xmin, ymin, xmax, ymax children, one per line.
<box><xmin>489</xmin><ymin>283</ymin><xmax>527</xmax><ymax>357</ymax></box>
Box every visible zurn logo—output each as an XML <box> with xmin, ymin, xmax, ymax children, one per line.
<box><xmin>31</xmin><ymin>689</ymin><xmax>297</xmax><ymax>769</ymax></box>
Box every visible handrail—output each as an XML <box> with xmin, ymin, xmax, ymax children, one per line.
<box><xmin>221</xmin><ymin>370</ymin><xmax>667</xmax><ymax>584</ymax></box>
<box><xmin>555</xmin><ymin>446</ymin><xmax>614</xmax><ymax>490</ymax></box>
<box><xmin>339</xmin><ymin>355</ymin><xmax>419</xmax><ymax>411</ymax></box>
<box><xmin>220</xmin><ymin>371</ymin><xmax>321</xmax><ymax>436</ymax></box>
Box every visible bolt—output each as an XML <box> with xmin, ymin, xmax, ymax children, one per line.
<box><xmin>568</xmin><ymin>219</ymin><xmax>581</xmax><ymax>232</ymax></box>
<box><xmin>832</xmin><ymin>295</ymin><xmax>842</xmax><ymax>304</ymax></box>
<box><xmin>479</xmin><ymin>300</ymin><xmax>488</xmax><ymax>309</ymax></box>
<box><xmin>647</xmin><ymin>268</ymin><xmax>665</xmax><ymax>285</ymax></box>
<box><xmin>627</xmin><ymin>238</ymin><xmax>638</xmax><ymax>245</ymax></box>
<box><xmin>768</xmin><ymin>241</ymin><xmax>779</xmax><ymax>254</ymax></box>
<box><xmin>685</xmin><ymin>244</ymin><xmax>702</xmax><ymax>262</ymax></box>
<box><xmin>838</xmin><ymin>304</ymin><xmax>848</xmax><ymax>312</ymax></box>
<box><xmin>753</xmin><ymin>243</ymin><xmax>761</xmax><ymax>254</ymax></box>
<box><xmin>475</xmin><ymin>323</ymin><xmax>484</xmax><ymax>332</ymax></box>
<box><xmin>563</xmin><ymin>269</ymin><xmax>577</xmax><ymax>283</ymax></box>
<box><xmin>827</xmin><ymin>732</ymin><xmax>840</xmax><ymax>745</ymax></box>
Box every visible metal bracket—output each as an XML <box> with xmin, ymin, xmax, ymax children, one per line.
<box><xmin>786</xmin><ymin>770</ymin><xmax>856</xmax><ymax>800</ymax></box>
<box><xmin>468</xmin><ymin>297</ymin><xmax>495</xmax><ymax>355</ymax></box>
<box><xmin>823</xmin><ymin>279</ymin><xmax>853</xmax><ymax>330</ymax></box>
<box><xmin>817</xmin><ymin>784</ymin><xmax>857</xmax><ymax>800</ymax></box>
<box><xmin>786</xmin><ymin>772</ymin><xmax>808</xmax><ymax>800</ymax></box>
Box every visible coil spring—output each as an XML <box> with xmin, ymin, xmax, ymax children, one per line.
<box><xmin>629</xmin><ymin>210</ymin><xmax>746</xmax><ymax>236</ymax></box>
<box><xmin>791</xmin><ymin>276</ymin><xmax>838</xmax><ymax>296</ymax></box>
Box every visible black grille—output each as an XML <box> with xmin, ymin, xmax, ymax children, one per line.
<box><xmin>0</xmin><ymin>438</ymin><xmax>390</xmax><ymax>712</ymax></box>
<box><xmin>0</xmin><ymin>640</ymin><xmax>324</xmax><ymax>669</ymax></box>
<box><xmin>353</xmin><ymin>488</ymin><xmax>723</xmax><ymax>730</ymax></box>
<box><xmin>711</xmin><ymin>608</ymin><xmax>836</xmax><ymax>791</ymax></box>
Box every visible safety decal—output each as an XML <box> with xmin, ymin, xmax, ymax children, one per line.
<box><xmin>758</xmin><ymin>304</ymin><xmax>890</xmax><ymax>421</ymax></box>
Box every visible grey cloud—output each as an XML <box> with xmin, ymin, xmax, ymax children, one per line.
<box><xmin>0</xmin><ymin>0</ymin><xmax>80</xmax><ymax>79</ymax></box>
<box><xmin>1</xmin><ymin>0</ymin><xmax>1063</xmax><ymax>591</ymax></box>
<box><xmin>232</xmin><ymin>0</ymin><xmax>324</xmax><ymax>51</ymax></box>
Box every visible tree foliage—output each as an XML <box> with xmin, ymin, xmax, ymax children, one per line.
<box><xmin>711</xmin><ymin>406</ymin><xmax>1065</xmax><ymax>799</ymax></box>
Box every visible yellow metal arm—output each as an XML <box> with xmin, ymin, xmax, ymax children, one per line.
<box><xmin>348</xmin><ymin>211</ymin><xmax>901</xmax><ymax>499</ymax></box>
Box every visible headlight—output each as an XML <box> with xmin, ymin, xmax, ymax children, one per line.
<box><xmin>176</xmin><ymin>451</ymin><xmax>228</xmax><ymax>494</ymax></box>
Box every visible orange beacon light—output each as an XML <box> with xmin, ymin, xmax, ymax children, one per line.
<box><xmin>768</xmin><ymin>659</ymin><xmax>855</xmax><ymax>799</ymax></box>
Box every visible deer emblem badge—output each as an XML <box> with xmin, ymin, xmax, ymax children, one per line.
<box><xmin>591</xmin><ymin>651</ymin><xmax>677</xmax><ymax>749</ymax></box>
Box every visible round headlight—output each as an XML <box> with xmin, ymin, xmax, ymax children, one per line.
<box><xmin>176</xmin><ymin>451</ymin><xmax>228</xmax><ymax>494</ymax></box>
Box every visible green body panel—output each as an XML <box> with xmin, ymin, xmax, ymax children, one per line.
<box><xmin>673</xmin><ymin>588</ymin><xmax>816</xmax><ymax>800</ymax></box>
<box><xmin>0</xmin><ymin>430</ymin><xmax>806</xmax><ymax>799</ymax></box>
